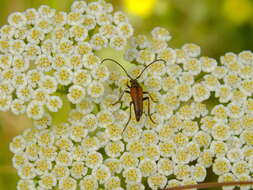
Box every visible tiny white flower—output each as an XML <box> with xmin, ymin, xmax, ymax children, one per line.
<box><xmin>55</xmin><ymin>66</ymin><xmax>73</xmax><ymax>85</ymax></box>
<box><xmin>148</xmin><ymin>174</ymin><xmax>167</xmax><ymax>190</ymax></box>
<box><xmin>46</xmin><ymin>96</ymin><xmax>63</xmax><ymax>112</ymax></box>
<box><xmin>151</xmin><ymin>27</ymin><xmax>171</xmax><ymax>41</ymax></box>
<box><xmin>105</xmin><ymin>140</ymin><xmax>124</xmax><ymax>158</ymax></box>
<box><xmin>67</xmin><ymin>85</ymin><xmax>85</xmax><ymax>104</ymax></box>
<box><xmin>182</xmin><ymin>43</ymin><xmax>201</xmax><ymax>58</ymax></box>
<box><xmin>123</xmin><ymin>167</ymin><xmax>142</xmax><ymax>184</ymax></box>
<box><xmin>59</xmin><ymin>176</ymin><xmax>77</xmax><ymax>190</ymax></box>
<box><xmin>8</xmin><ymin>12</ymin><xmax>26</xmax><ymax>27</ymax></box>
<box><xmin>158</xmin><ymin>158</ymin><xmax>174</xmax><ymax>176</ymax></box>
<box><xmin>227</xmin><ymin>148</ymin><xmax>243</xmax><ymax>163</ymax></box>
<box><xmin>35</xmin><ymin>55</ymin><xmax>53</xmax><ymax>72</ymax></box>
<box><xmin>69</xmin><ymin>25</ymin><xmax>88</xmax><ymax>41</ymax></box>
<box><xmin>0</xmin><ymin>95</ymin><xmax>12</xmax><ymax>111</ymax></box>
<box><xmin>12</xmin><ymin>55</ymin><xmax>29</xmax><ymax>72</ymax></box>
<box><xmin>90</xmin><ymin>33</ymin><xmax>108</xmax><ymax>50</ymax></box>
<box><xmin>192</xmin><ymin>83</ymin><xmax>210</xmax><ymax>102</ymax></box>
<box><xmin>92</xmin><ymin>64</ymin><xmax>109</xmax><ymax>81</ymax></box>
<box><xmin>57</xmin><ymin>39</ymin><xmax>74</xmax><ymax>55</ymax></box>
<box><xmin>27</xmin><ymin>28</ymin><xmax>44</xmax><ymax>44</ymax></box>
<box><xmin>39</xmin><ymin>76</ymin><xmax>58</xmax><ymax>94</ymax></box>
<box><xmin>110</xmin><ymin>35</ymin><xmax>127</xmax><ymax>50</ymax></box>
<box><xmin>11</xmin><ymin>99</ymin><xmax>26</xmax><ymax>115</ymax></box>
<box><xmin>83</xmin><ymin>15</ymin><xmax>97</xmax><ymax>30</ymax></box>
<box><xmin>18</xmin><ymin>163</ymin><xmax>36</xmax><ymax>179</ymax></box>
<box><xmin>26</xmin><ymin>101</ymin><xmax>44</xmax><ymax>120</ymax></box>
<box><xmin>238</xmin><ymin>50</ymin><xmax>253</xmax><ymax>65</ymax></box>
<box><xmin>38</xmin><ymin>173</ymin><xmax>57</xmax><ymax>189</ymax></box>
<box><xmin>200</xmin><ymin>56</ymin><xmax>217</xmax><ymax>72</ymax></box>
<box><xmin>117</xmin><ymin>22</ymin><xmax>134</xmax><ymax>38</ymax></box>
<box><xmin>17</xmin><ymin>180</ymin><xmax>35</xmax><ymax>190</ymax></box>
<box><xmin>114</xmin><ymin>11</ymin><xmax>129</xmax><ymax>24</ymax></box>
<box><xmin>96</xmin><ymin>12</ymin><xmax>113</xmax><ymax>25</ymax></box>
<box><xmin>191</xmin><ymin>164</ymin><xmax>206</xmax><ymax>182</ymax></box>
<box><xmin>85</xmin><ymin>151</ymin><xmax>103</xmax><ymax>169</ymax></box>
<box><xmin>82</xmin><ymin>53</ymin><xmax>100</xmax><ymax>69</ymax></box>
<box><xmin>53</xmin><ymin>164</ymin><xmax>70</xmax><ymax>179</ymax></box>
<box><xmin>87</xmin><ymin>81</ymin><xmax>104</xmax><ymax>98</ymax></box>
<box><xmin>212</xmin><ymin>158</ymin><xmax>231</xmax><ymax>175</ymax></box>
<box><xmin>70</xmin><ymin>161</ymin><xmax>87</xmax><ymax>179</ymax></box>
<box><xmin>136</xmin><ymin>49</ymin><xmax>155</xmax><ymax>64</ymax></box>
<box><xmin>79</xmin><ymin>175</ymin><xmax>98</xmax><ymax>190</ymax></box>
<box><xmin>71</xmin><ymin>1</ymin><xmax>87</xmax><ymax>13</ymax></box>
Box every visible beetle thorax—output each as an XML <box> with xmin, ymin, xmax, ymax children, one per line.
<box><xmin>130</xmin><ymin>79</ymin><xmax>140</xmax><ymax>88</ymax></box>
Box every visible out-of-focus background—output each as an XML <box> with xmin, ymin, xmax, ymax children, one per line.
<box><xmin>0</xmin><ymin>0</ymin><xmax>253</xmax><ymax>189</ymax></box>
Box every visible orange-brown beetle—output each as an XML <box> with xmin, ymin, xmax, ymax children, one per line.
<box><xmin>101</xmin><ymin>58</ymin><xmax>166</xmax><ymax>126</ymax></box>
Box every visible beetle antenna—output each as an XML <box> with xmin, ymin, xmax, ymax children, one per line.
<box><xmin>135</xmin><ymin>59</ymin><xmax>166</xmax><ymax>80</ymax></box>
<box><xmin>163</xmin><ymin>181</ymin><xmax>253</xmax><ymax>190</ymax></box>
<box><xmin>101</xmin><ymin>58</ymin><xmax>133</xmax><ymax>80</ymax></box>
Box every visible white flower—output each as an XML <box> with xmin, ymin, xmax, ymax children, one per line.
<box><xmin>82</xmin><ymin>53</ymin><xmax>100</xmax><ymax>69</ymax></box>
<box><xmin>17</xmin><ymin>180</ymin><xmax>35</xmax><ymax>190</ymax></box>
<box><xmin>71</xmin><ymin>1</ymin><xmax>87</xmax><ymax>13</ymax></box>
<box><xmin>70</xmin><ymin>161</ymin><xmax>87</xmax><ymax>179</ymax></box>
<box><xmin>151</xmin><ymin>27</ymin><xmax>171</xmax><ymax>41</ymax></box>
<box><xmin>92</xmin><ymin>64</ymin><xmax>109</xmax><ymax>81</ymax></box>
<box><xmin>182</xmin><ymin>43</ymin><xmax>201</xmax><ymax>58</ymax></box>
<box><xmin>57</xmin><ymin>39</ymin><xmax>74</xmax><ymax>55</ymax></box>
<box><xmin>38</xmin><ymin>173</ymin><xmax>57</xmax><ymax>189</ymax></box>
<box><xmin>0</xmin><ymin>95</ymin><xmax>12</xmax><ymax>111</ymax></box>
<box><xmin>59</xmin><ymin>177</ymin><xmax>77</xmax><ymax>190</ymax></box>
<box><xmin>110</xmin><ymin>35</ymin><xmax>127</xmax><ymax>50</ymax></box>
<box><xmin>67</xmin><ymin>85</ymin><xmax>85</xmax><ymax>104</ymax></box>
<box><xmin>46</xmin><ymin>96</ymin><xmax>63</xmax><ymax>112</ymax></box>
<box><xmin>136</xmin><ymin>49</ymin><xmax>155</xmax><ymax>64</ymax></box>
<box><xmin>227</xmin><ymin>148</ymin><xmax>243</xmax><ymax>163</ymax></box>
<box><xmin>86</xmin><ymin>151</ymin><xmax>103</xmax><ymax>169</ymax></box>
<box><xmin>157</xmin><ymin>158</ymin><xmax>174</xmax><ymax>176</ymax></box>
<box><xmin>18</xmin><ymin>163</ymin><xmax>36</xmax><ymax>179</ymax></box>
<box><xmin>69</xmin><ymin>25</ymin><xmax>88</xmax><ymax>41</ymax></box>
<box><xmin>192</xmin><ymin>83</ymin><xmax>210</xmax><ymax>102</ymax></box>
<box><xmin>93</xmin><ymin>165</ymin><xmax>111</xmax><ymax>184</ymax></box>
<box><xmin>123</xmin><ymin>167</ymin><xmax>142</xmax><ymax>184</ymax></box>
<box><xmin>114</xmin><ymin>11</ymin><xmax>129</xmax><ymax>24</ymax></box>
<box><xmin>147</xmin><ymin>174</ymin><xmax>167</xmax><ymax>190</ymax></box>
<box><xmin>90</xmin><ymin>33</ymin><xmax>108</xmax><ymax>50</ymax></box>
<box><xmin>8</xmin><ymin>12</ymin><xmax>26</xmax><ymax>27</ymax></box>
<box><xmin>87</xmin><ymin>81</ymin><xmax>104</xmax><ymax>98</ymax></box>
<box><xmin>26</xmin><ymin>101</ymin><xmax>44</xmax><ymax>120</ymax></box>
<box><xmin>238</xmin><ymin>50</ymin><xmax>253</xmax><ymax>65</ymax></box>
<box><xmin>200</xmin><ymin>56</ymin><xmax>217</xmax><ymax>72</ymax></box>
<box><xmin>55</xmin><ymin>66</ymin><xmax>73</xmax><ymax>85</ymax></box>
<box><xmin>83</xmin><ymin>15</ymin><xmax>96</xmax><ymax>30</ymax></box>
<box><xmin>105</xmin><ymin>140</ymin><xmax>124</xmax><ymax>157</ymax></box>
<box><xmin>39</xmin><ymin>76</ymin><xmax>58</xmax><ymax>94</ymax></box>
<box><xmin>117</xmin><ymin>23</ymin><xmax>134</xmax><ymax>38</ymax></box>
<box><xmin>212</xmin><ymin>158</ymin><xmax>231</xmax><ymax>175</ymax></box>
<box><xmin>79</xmin><ymin>175</ymin><xmax>98</xmax><ymax>190</ymax></box>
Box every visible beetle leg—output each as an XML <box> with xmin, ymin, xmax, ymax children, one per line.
<box><xmin>127</xmin><ymin>81</ymin><xmax>131</xmax><ymax>89</ymax></box>
<box><xmin>143</xmin><ymin>97</ymin><xmax>156</xmax><ymax>124</ymax></box>
<box><xmin>124</xmin><ymin>101</ymin><xmax>133</xmax><ymax>129</ymax></box>
<box><xmin>143</xmin><ymin>92</ymin><xmax>158</xmax><ymax>103</ymax></box>
<box><xmin>111</xmin><ymin>90</ymin><xmax>130</xmax><ymax>105</ymax></box>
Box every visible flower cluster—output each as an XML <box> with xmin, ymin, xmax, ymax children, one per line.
<box><xmin>6</xmin><ymin>1</ymin><xmax>253</xmax><ymax>190</ymax></box>
<box><xmin>0</xmin><ymin>0</ymin><xmax>133</xmax><ymax>120</ymax></box>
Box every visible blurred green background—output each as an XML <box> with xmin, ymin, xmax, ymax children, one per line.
<box><xmin>1</xmin><ymin>0</ymin><xmax>253</xmax><ymax>189</ymax></box>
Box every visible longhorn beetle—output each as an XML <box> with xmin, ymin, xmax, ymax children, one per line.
<box><xmin>101</xmin><ymin>58</ymin><xmax>166</xmax><ymax>127</ymax></box>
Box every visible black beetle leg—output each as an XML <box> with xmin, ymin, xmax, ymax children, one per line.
<box><xmin>143</xmin><ymin>97</ymin><xmax>156</xmax><ymax>124</ymax></box>
<box><xmin>111</xmin><ymin>90</ymin><xmax>130</xmax><ymax>105</ymax></box>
